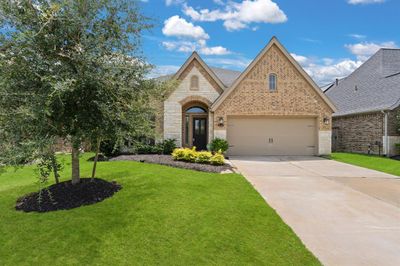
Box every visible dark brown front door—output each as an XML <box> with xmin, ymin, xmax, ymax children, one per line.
<box><xmin>193</xmin><ymin>117</ymin><xmax>207</xmax><ymax>150</ymax></box>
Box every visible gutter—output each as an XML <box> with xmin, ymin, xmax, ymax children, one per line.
<box><xmin>333</xmin><ymin>108</ymin><xmax>390</xmax><ymax>118</ymax></box>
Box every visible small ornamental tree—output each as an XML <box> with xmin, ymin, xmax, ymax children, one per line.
<box><xmin>0</xmin><ymin>0</ymin><xmax>164</xmax><ymax>185</ymax></box>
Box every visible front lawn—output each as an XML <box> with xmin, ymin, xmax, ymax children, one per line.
<box><xmin>331</xmin><ymin>152</ymin><xmax>400</xmax><ymax>176</ymax></box>
<box><xmin>0</xmin><ymin>153</ymin><xmax>319</xmax><ymax>265</ymax></box>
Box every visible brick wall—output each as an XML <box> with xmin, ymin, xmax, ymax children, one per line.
<box><xmin>388</xmin><ymin>107</ymin><xmax>400</xmax><ymax>136</ymax></box>
<box><xmin>332</xmin><ymin>112</ymin><xmax>384</xmax><ymax>154</ymax></box>
<box><xmin>213</xmin><ymin>44</ymin><xmax>333</xmax><ymax>132</ymax></box>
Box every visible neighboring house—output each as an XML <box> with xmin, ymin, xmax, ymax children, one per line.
<box><xmin>325</xmin><ymin>48</ymin><xmax>400</xmax><ymax>156</ymax></box>
<box><xmin>159</xmin><ymin>37</ymin><xmax>336</xmax><ymax>156</ymax></box>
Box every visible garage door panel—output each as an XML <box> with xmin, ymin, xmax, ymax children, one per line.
<box><xmin>227</xmin><ymin>117</ymin><xmax>317</xmax><ymax>156</ymax></box>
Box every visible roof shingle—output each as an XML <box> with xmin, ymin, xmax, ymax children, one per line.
<box><xmin>325</xmin><ymin>48</ymin><xmax>400</xmax><ymax>116</ymax></box>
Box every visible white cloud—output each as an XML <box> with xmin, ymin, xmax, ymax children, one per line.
<box><xmin>148</xmin><ymin>65</ymin><xmax>180</xmax><ymax>78</ymax></box>
<box><xmin>291</xmin><ymin>53</ymin><xmax>363</xmax><ymax>86</ymax></box>
<box><xmin>162</xmin><ymin>15</ymin><xmax>209</xmax><ymax>40</ymax></box>
<box><xmin>205</xmin><ymin>57</ymin><xmax>251</xmax><ymax>69</ymax></box>
<box><xmin>348</xmin><ymin>0</ymin><xmax>385</xmax><ymax>4</ymax></box>
<box><xmin>183</xmin><ymin>0</ymin><xmax>287</xmax><ymax>31</ymax></box>
<box><xmin>213</xmin><ymin>0</ymin><xmax>225</xmax><ymax>5</ymax></box>
<box><xmin>199</xmin><ymin>46</ymin><xmax>230</xmax><ymax>55</ymax></box>
<box><xmin>348</xmin><ymin>33</ymin><xmax>366</xmax><ymax>39</ymax></box>
<box><xmin>165</xmin><ymin>0</ymin><xmax>184</xmax><ymax>6</ymax></box>
<box><xmin>345</xmin><ymin>41</ymin><xmax>397</xmax><ymax>60</ymax></box>
<box><xmin>290</xmin><ymin>53</ymin><xmax>310</xmax><ymax>65</ymax></box>
<box><xmin>162</xmin><ymin>40</ymin><xmax>231</xmax><ymax>55</ymax></box>
<box><xmin>162</xmin><ymin>41</ymin><xmax>197</xmax><ymax>53</ymax></box>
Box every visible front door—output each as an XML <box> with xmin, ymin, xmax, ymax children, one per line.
<box><xmin>193</xmin><ymin>117</ymin><xmax>207</xmax><ymax>150</ymax></box>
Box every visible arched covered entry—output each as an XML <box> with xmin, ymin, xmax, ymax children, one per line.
<box><xmin>181</xmin><ymin>98</ymin><xmax>210</xmax><ymax>150</ymax></box>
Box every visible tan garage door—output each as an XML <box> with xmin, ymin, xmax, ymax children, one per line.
<box><xmin>227</xmin><ymin>117</ymin><xmax>317</xmax><ymax>156</ymax></box>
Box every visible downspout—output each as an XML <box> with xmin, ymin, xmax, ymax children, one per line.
<box><xmin>382</xmin><ymin>110</ymin><xmax>389</xmax><ymax>157</ymax></box>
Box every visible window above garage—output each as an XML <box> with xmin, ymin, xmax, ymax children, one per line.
<box><xmin>268</xmin><ymin>73</ymin><xmax>277</xmax><ymax>92</ymax></box>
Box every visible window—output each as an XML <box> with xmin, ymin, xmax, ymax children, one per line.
<box><xmin>268</xmin><ymin>73</ymin><xmax>277</xmax><ymax>91</ymax></box>
<box><xmin>186</xmin><ymin>106</ymin><xmax>206</xmax><ymax>113</ymax></box>
<box><xmin>190</xmin><ymin>75</ymin><xmax>199</xmax><ymax>90</ymax></box>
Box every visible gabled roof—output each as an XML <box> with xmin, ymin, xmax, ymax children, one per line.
<box><xmin>155</xmin><ymin>67</ymin><xmax>240</xmax><ymax>88</ymax></box>
<box><xmin>173</xmin><ymin>52</ymin><xmax>227</xmax><ymax>91</ymax></box>
<box><xmin>210</xmin><ymin>67</ymin><xmax>241</xmax><ymax>87</ymax></box>
<box><xmin>211</xmin><ymin>36</ymin><xmax>337</xmax><ymax>112</ymax></box>
<box><xmin>325</xmin><ymin>48</ymin><xmax>400</xmax><ymax>116</ymax></box>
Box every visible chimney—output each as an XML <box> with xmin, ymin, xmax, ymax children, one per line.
<box><xmin>335</xmin><ymin>79</ymin><xmax>339</xmax><ymax>86</ymax></box>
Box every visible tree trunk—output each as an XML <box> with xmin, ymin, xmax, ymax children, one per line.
<box><xmin>51</xmin><ymin>155</ymin><xmax>60</xmax><ymax>184</ymax></box>
<box><xmin>71</xmin><ymin>138</ymin><xmax>81</xmax><ymax>185</ymax></box>
<box><xmin>91</xmin><ymin>138</ymin><xmax>101</xmax><ymax>181</ymax></box>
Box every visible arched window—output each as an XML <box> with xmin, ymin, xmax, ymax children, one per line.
<box><xmin>268</xmin><ymin>73</ymin><xmax>277</xmax><ymax>91</ymax></box>
<box><xmin>186</xmin><ymin>106</ymin><xmax>206</xmax><ymax>113</ymax></box>
<box><xmin>190</xmin><ymin>75</ymin><xmax>199</xmax><ymax>90</ymax></box>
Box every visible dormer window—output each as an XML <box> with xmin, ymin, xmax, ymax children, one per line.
<box><xmin>190</xmin><ymin>75</ymin><xmax>199</xmax><ymax>90</ymax></box>
<box><xmin>268</xmin><ymin>73</ymin><xmax>277</xmax><ymax>91</ymax></box>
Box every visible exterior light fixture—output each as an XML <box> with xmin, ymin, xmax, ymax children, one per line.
<box><xmin>217</xmin><ymin>117</ymin><xmax>224</xmax><ymax>127</ymax></box>
<box><xmin>323</xmin><ymin>117</ymin><xmax>330</xmax><ymax>125</ymax></box>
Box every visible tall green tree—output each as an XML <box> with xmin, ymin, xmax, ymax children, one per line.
<box><xmin>0</xmin><ymin>0</ymin><xmax>161</xmax><ymax>184</ymax></box>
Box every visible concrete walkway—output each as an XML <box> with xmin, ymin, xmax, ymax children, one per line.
<box><xmin>230</xmin><ymin>156</ymin><xmax>400</xmax><ymax>266</ymax></box>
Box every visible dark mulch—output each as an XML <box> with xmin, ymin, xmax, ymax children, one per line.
<box><xmin>16</xmin><ymin>178</ymin><xmax>122</xmax><ymax>213</ymax></box>
<box><xmin>391</xmin><ymin>155</ymin><xmax>400</xmax><ymax>161</ymax></box>
<box><xmin>87</xmin><ymin>154</ymin><xmax>109</xmax><ymax>162</ymax></box>
<box><xmin>110</xmin><ymin>154</ymin><xmax>234</xmax><ymax>173</ymax></box>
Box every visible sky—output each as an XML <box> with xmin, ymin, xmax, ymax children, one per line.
<box><xmin>139</xmin><ymin>0</ymin><xmax>400</xmax><ymax>86</ymax></box>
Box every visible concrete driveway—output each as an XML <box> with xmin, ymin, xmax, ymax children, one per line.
<box><xmin>230</xmin><ymin>156</ymin><xmax>400</xmax><ymax>266</ymax></box>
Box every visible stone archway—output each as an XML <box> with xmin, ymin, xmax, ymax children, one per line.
<box><xmin>180</xmin><ymin>98</ymin><xmax>210</xmax><ymax>150</ymax></box>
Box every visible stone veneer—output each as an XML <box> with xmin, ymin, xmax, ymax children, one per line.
<box><xmin>213</xmin><ymin>44</ymin><xmax>333</xmax><ymax>155</ymax></box>
<box><xmin>163</xmin><ymin>59</ymin><xmax>222</xmax><ymax>146</ymax></box>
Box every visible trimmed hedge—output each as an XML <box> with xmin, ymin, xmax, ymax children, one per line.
<box><xmin>172</xmin><ymin>147</ymin><xmax>225</xmax><ymax>165</ymax></box>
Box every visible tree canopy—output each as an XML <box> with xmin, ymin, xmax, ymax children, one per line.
<box><xmin>0</xmin><ymin>0</ymin><xmax>167</xmax><ymax>184</ymax></box>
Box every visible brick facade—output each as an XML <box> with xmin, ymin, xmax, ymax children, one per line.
<box><xmin>213</xmin><ymin>44</ymin><xmax>332</xmax><ymax>132</ymax></box>
<box><xmin>388</xmin><ymin>106</ymin><xmax>400</xmax><ymax>136</ymax></box>
<box><xmin>332</xmin><ymin>112</ymin><xmax>384</xmax><ymax>154</ymax></box>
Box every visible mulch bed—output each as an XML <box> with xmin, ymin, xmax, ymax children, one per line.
<box><xmin>110</xmin><ymin>154</ymin><xmax>234</xmax><ymax>173</ymax></box>
<box><xmin>16</xmin><ymin>178</ymin><xmax>122</xmax><ymax>213</ymax></box>
<box><xmin>390</xmin><ymin>155</ymin><xmax>400</xmax><ymax>161</ymax></box>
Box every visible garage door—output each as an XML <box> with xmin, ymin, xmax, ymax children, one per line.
<box><xmin>227</xmin><ymin>117</ymin><xmax>317</xmax><ymax>156</ymax></box>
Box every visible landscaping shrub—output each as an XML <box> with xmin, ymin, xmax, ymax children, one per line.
<box><xmin>172</xmin><ymin>147</ymin><xmax>225</xmax><ymax>165</ymax></box>
<box><xmin>100</xmin><ymin>139</ymin><xmax>120</xmax><ymax>157</ymax></box>
<box><xmin>210</xmin><ymin>151</ymin><xmax>225</xmax><ymax>165</ymax></box>
<box><xmin>183</xmin><ymin>147</ymin><xmax>198</xmax><ymax>162</ymax></box>
<box><xmin>161</xmin><ymin>139</ymin><xmax>177</xmax><ymax>155</ymax></box>
<box><xmin>172</xmin><ymin>148</ymin><xmax>186</xmax><ymax>161</ymax></box>
<box><xmin>135</xmin><ymin>139</ymin><xmax>176</xmax><ymax>155</ymax></box>
<box><xmin>196</xmin><ymin>151</ymin><xmax>213</xmax><ymax>164</ymax></box>
<box><xmin>135</xmin><ymin>143</ymin><xmax>162</xmax><ymax>154</ymax></box>
<box><xmin>209</xmin><ymin>138</ymin><xmax>229</xmax><ymax>153</ymax></box>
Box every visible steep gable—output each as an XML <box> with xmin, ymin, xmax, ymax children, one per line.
<box><xmin>212</xmin><ymin>37</ymin><xmax>335</xmax><ymax>131</ymax></box>
<box><xmin>173</xmin><ymin>52</ymin><xmax>225</xmax><ymax>95</ymax></box>
<box><xmin>212</xmin><ymin>37</ymin><xmax>336</xmax><ymax>112</ymax></box>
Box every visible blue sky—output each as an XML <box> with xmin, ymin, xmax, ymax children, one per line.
<box><xmin>140</xmin><ymin>0</ymin><xmax>400</xmax><ymax>85</ymax></box>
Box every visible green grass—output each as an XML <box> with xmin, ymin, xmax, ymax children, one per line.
<box><xmin>331</xmin><ymin>152</ymin><xmax>400</xmax><ymax>176</ymax></box>
<box><xmin>0</xmin><ymin>153</ymin><xmax>319</xmax><ymax>266</ymax></box>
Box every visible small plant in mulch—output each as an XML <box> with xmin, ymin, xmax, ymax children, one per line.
<box><xmin>16</xmin><ymin>178</ymin><xmax>122</xmax><ymax>213</ymax></box>
<box><xmin>87</xmin><ymin>154</ymin><xmax>109</xmax><ymax>162</ymax></box>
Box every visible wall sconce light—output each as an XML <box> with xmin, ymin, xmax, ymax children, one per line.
<box><xmin>323</xmin><ymin>117</ymin><xmax>330</xmax><ymax>125</ymax></box>
<box><xmin>217</xmin><ymin>117</ymin><xmax>224</xmax><ymax>127</ymax></box>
